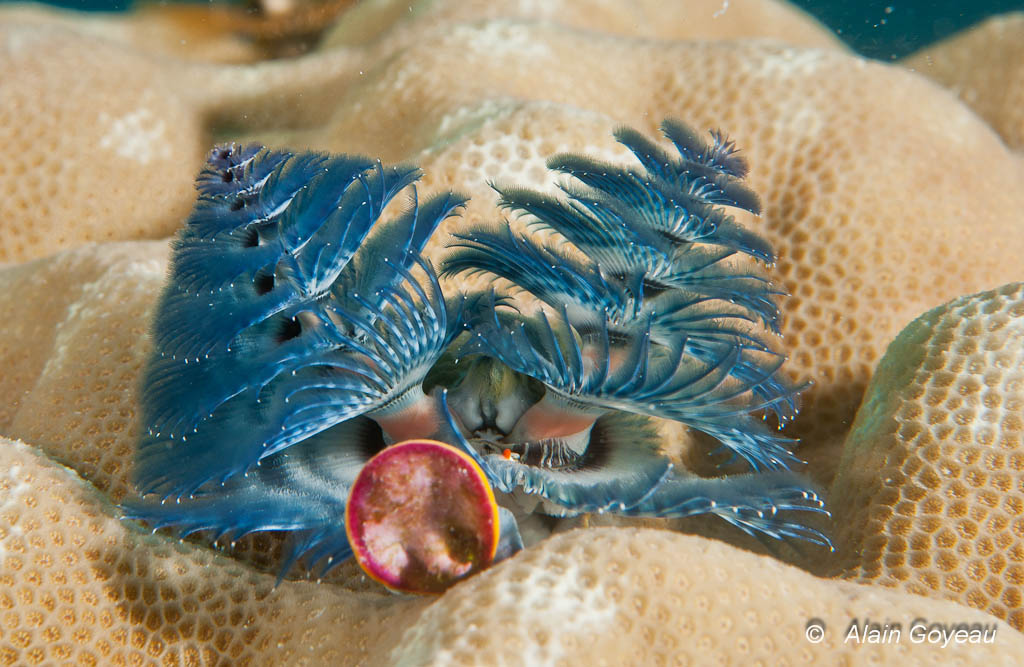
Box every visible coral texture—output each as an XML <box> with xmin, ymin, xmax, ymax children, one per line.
<box><xmin>1</xmin><ymin>0</ymin><xmax>1024</xmax><ymax>662</ymax></box>
<box><xmin>3</xmin><ymin>436</ymin><xmax>1021</xmax><ymax>665</ymax></box>
<box><xmin>0</xmin><ymin>25</ymin><xmax>203</xmax><ymax>262</ymax></box>
<box><xmin>830</xmin><ymin>283</ymin><xmax>1024</xmax><ymax>629</ymax></box>
<box><xmin>904</xmin><ymin>13</ymin><xmax>1024</xmax><ymax>151</ymax></box>
<box><xmin>1</xmin><ymin>243</ymin><xmax>167</xmax><ymax>504</ymax></box>
<box><xmin>0</xmin><ymin>0</ymin><xmax>842</xmax><ymax>267</ymax></box>
<box><xmin>0</xmin><ymin>3</ymin><xmax>263</xmax><ymax>63</ymax></box>
<box><xmin>2</xmin><ymin>0</ymin><xmax>1022</xmax><ymax>491</ymax></box>
<box><xmin>321</xmin><ymin>0</ymin><xmax>845</xmax><ymax>51</ymax></box>
<box><xmin>0</xmin><ymin>438</ymin><xmax>427</xmax><ymax>666</ymax></box>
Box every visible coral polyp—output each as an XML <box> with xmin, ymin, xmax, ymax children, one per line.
<box><xmin>125</xmin><ymin>118</ymin><xmax>830</xmax><ymax>582</ymax></box>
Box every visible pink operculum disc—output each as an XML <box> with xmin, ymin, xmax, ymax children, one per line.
<box><xmin>346</xmin><ymin>439</ymin><xmax>500</xmax><ymax>594</ymax></box>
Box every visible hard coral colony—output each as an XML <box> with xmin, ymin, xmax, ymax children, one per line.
<box><xmin>125</xmin><ymin>118</ymin><xmax>830</xmax><ymax>589</ymax></box>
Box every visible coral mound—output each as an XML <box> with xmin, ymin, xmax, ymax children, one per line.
<box><xmin>0</xmin><ymin>437</ymin><xmax>426</xmax><ymax>666</ymax></box>
<box><xmin>1</xmin><ymin>0</ymin><xmax>1024</xmax><ymax>663</ymax></box>
<box><xmin>3</xmin><ymin>436</ymin><xmax>1021</xmax><ymax>665</ymax></box>
<box><xmin>395</xmin><ymin>528</ymin><xmax>1022</xmax><ymax>665</ymax></box>
<box><xmin>831</xmin><ymin>283</ymin><xmax>1024</xmax><ymax>629</ymax></box>
<box><xmin>2</xmin><ymin>0</ymin><xmax>1022</xmax><ymax>490</ymax></box>
<box><xmin>904</xmin><ymin>13</ymin><xmax>1024</xmax><ymax>151</ymax></box>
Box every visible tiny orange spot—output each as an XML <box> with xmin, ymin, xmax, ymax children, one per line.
<box><xmin>502</xmin><ymin>449</ymin><xmax>513</xmax><ymax>460</ymax></box>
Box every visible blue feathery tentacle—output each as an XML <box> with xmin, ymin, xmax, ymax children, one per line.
<box><xmin>457</xmin><ymin>305</ymin><xmax>801</xmax><ymax>471</ymax></box>
<box><xmin>611</xmin><ymin>120</ymin><xmax>760</xmax><ymax>210</ymax></box>
<box><xmin>444</xmin><ymin>226</ymin><xmax>751</xmax><ymax>344</ymax></box>
<box><xmin>443</xmin><ymin>119</ymin><xmax>806</xmax><ymax>473</ymax></box>
<box><xmin>337</xmin><ymin>189</ymin><xmax>468</xmax><ymax>306</ymax></box>
<box><xmin>492</xmin><ymin>183</ymin><xmax>782</xmax><ymax>331</ymax></box>
<box><xmin>124</xmin><ymin>417</ymin><xmax>385</xmax><ymax>582</ymax></box>
<box><xmin>490</xmin><ymin>184</ymin><xmax>671</xmax><ymax>279</ymax></box>
<box><xmin>130</xmin><ymin>121</ymin><xmax>828</xmax><ymax>574</ymax></box>
<box><xmin>621</xmin><ymin>470</ymin><xmax>832</xmax><ymax>549</ymax></box>
<box><xmin>134</xmin><ymin>143</ymin><xmax>467</xmax><ymax>500</ymax></box>
<box><xmin>547</xmin><ymin>156</ymin><xmax>771</xmax><ymax>263</ymax></box>
<box><xmin>488</xmin><ymin>121</ymin><xmax>781</xmax><ymax>326</ymax></box>
<box><xmin>275</xmin><ymin>159</ymin><xmax>422</xmax><ymax>299</ymax></box>
<box><xmin>442</xmin><ymin>392</ymin><xmax>828</xmax><ymax>548</ymax></box>
<box><xmin>145</xmin><ymin>146</ymin><xmax>417</xmax><ymax>438</ymax></box>
<box><xmin>441</xmin><ymin>223</ymin><xmax>635</xmax><ymax>322</ymax></box>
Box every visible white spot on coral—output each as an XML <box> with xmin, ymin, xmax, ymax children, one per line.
<box><xmin>99</xmin><ymin>107</ymin><xmax>171</xmax><ymax>165</ymax></box>
<box><xmin>449</xmin><ymin>21</ymin><xmax>552</xmax><ymax>60</ymax></box>
<box><xmin>512</xmin><ymin>0</ymin><xmax>563</xmax><ymax>17</ymax></box>
<box><xmin>0</xmin><ymin>463</ymin><xmax>30</xmax><ymax>558</ymax></box>
<box><xmin>40</xmin><ymin>257</ymin><xmax>163</xmax><ymax>379</ymax></box>
<box><xmin>427</xmin><ymin>103</ymin><xmax>632</xmax><ymax>197</ymax></box>
<box><xmin>756</xmin><ymin>48</ymin><xmax>829</xmax><ymax>78</ymax></box>
<box><xmin>3</xmin><ymin>29</ymin><xmax>45</xmax><ymax>56</ymax></box>
<box><xmin>436</xmin><ymin>100</ymin><xmax>508</xmax><ymax>138</ymax></box>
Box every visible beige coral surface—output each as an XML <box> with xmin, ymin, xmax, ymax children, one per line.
<box><xmin>2</xmin><ymin>0</ymin><xmax>1024</xmax><ymax>664</ymax></box>
<box><xmin>0</xmin><ymin>0</ymin><xmax>842</xmax><ymax>267</ymax></box>
<box><xmin>904</xmin><ymin>13</ymin><xmax>1024</xmax><ymax>151</ymax></box>
<box><xmin>0</xmin><ymin>3</ymin><xmax>264</xmax><ymax>64</ymax></box>
<box><xmin>830</xmin><ymin>283</ymin><xmax>1024</xmax><ymax>629</ymax></box>
<box><xmin>3</xmin><ymin>0</ymin><xmax>1023</xmax><ymax>487</ymax></box>
<box><xmin>3</xmin><ymin>435</ymin><xmax>1022</xmax><ymax>666</ymax></box>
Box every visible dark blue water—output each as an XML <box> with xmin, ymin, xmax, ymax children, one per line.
<box><xmin>3</xmin><ymin>0</ymin><xmax>1023</xmax><ymax>59</ymax></box>
<box><xmin>790</xmin><ymin>0</ymin><xmax>1024</xmax><ymax>59</ymax></box>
